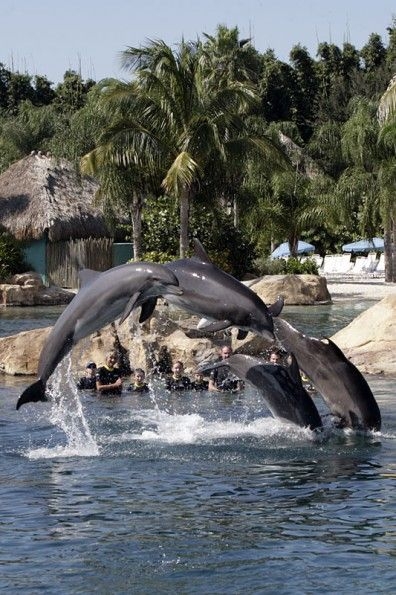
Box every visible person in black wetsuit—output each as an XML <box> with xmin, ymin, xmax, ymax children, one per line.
<box><xmin>96</xmin><ymin>351</ymin><xmax>123</xmax><ymax>395</ymax></box>
<box><xmin>165</xmin><ymin>361</ymin><xmax>192</xmax><ymax>391</ymax></box>
<box><xmin>268</xmin><ymin>347</ymin><xmax>282</xmax><ymax>365</ymax></box>
<box><xmin>152</xmin><ymin>345</ymin><xmax>173</xmax><ymax>378</ymax></box>
<box><xmin>191</xmin><ymin>370</ymin><xmax>209</xmax><ymax>391</ymax></box>
<box><xmin>77</xmin><ymin>362</ymin><xmax>97</xmax><ymax>390</ymax></box>
<box><xmin>127</xmin><ymin>368</ymin><xmax>150</xmax><ymax>393</ymax></box>
<box><xmin>208</xmin><ymin>345</ymin><xmax>244</xmax><ymax>392</ymax></box>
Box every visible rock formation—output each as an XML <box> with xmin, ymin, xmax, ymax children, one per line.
<box><xmin>0</xmin><ymin>272</ymin><xmax>74</xmax><ymax>306</ymax></box>
<box><xmin>331</xmin><ymin>294</ymin><xmax>396</xmax><ymax>376</ymax></box>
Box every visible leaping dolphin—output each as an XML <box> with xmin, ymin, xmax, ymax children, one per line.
<box><xmin>274</xmin><ymin>318</ymin><xmax>381</xmax><ymax>431</ymax></box>
<box><xmin>141</xmin><ymin>239</ymin><xmax>283</xmax><ymax>341</ymax></box>
<box><xmin>16</xmin><ymin>262</ymin><xmax>182</xmax><ymax>410</ymax></box>
<box><xmin>198</xmin><ymin>353</ymin><xmax>322</xmax><ymax>430</ymax></box>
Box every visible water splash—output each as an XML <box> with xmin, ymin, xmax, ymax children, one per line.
<box><xmin>28</xmin><ymin>357</ymin><xmax>99</xmax><ymax>459</ymax></box>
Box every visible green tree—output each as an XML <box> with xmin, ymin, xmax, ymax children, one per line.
<box><xmin>378</xmin><ymin>75</ymin><xmax>396</xmax><ymax>282</ymax></box>
<box><xmin>289</xmin><ymin>44</ymin><xmax>318</xmax><ymax>139</ymax></box>
<box><xmin>0</xmin><ymin>100</ymin><xmax>57</xmax><ymax>168</ymax></box>
<box><xmin>361</xmin><ymin>33</ymin><xmax>387</xmax><ymax>71</ymax></box>
<box><xmin>87</xmin><ymin>38</ymin><xmax>274</xmax><ymax>258</ymax></box>
<box><xmin>334</xmin><ymin>95</ymin><xmax>396</xmax><ymax>282</ymax></box>
<box><xmin>54</xmin><ymin>70</ymin><xmax>95</xmax><ymax>113</ymax></box>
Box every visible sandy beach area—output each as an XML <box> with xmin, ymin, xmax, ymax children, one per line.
<box><xmin>326</xmin><ymin>278</ymin><xmax>395</xmax><ymax>301</ymax></box>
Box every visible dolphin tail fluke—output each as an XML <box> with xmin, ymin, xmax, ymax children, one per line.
<box><xmin>16</xmin><ymin>379</ymin><xmax>47</xmax><ymax>410</ymax></box>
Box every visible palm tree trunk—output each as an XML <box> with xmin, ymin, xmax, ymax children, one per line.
<box><xmin>179</xmin><ymin>186</ymin><xmax>190</xmax><ymax>258</ymax></box>
<box><xmin>288</xmin><ymin>236</ymin><xmax>298</xmax><ymax>258</ymax></box>
<box><xmin>233</xmin><ymin>196</ymin><xmax>239</xmax><ymax>227</ymax></box>
<box><xmin>384</xmin><ymin>225</ymin><xmax>391</xmax><ymax>282</ymax></box>
<box><xmin>384</xmin><ymin>205</ymin><xmax>396</xmax><ymax>284</ymax></box>
<box><xmin>390</xmin><ymin>208</ymin><xmax>396</xmax><ymax>283</ymax></box>
<box><xmin>131</xmin><ymin>191</ymin><xmax>143</xmax><ymax>261</ymax></box>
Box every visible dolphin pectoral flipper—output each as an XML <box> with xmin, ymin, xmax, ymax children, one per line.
<box><xmin>287</xmin><ymin>353</ymin><xmax>305</xmax><ymax>388</ymax></box>
<box><xmin>237</xmin><ymin>329</ymin><xmax>248</xmax><ymax>340</ymax></box>
<box><xmin>118</xmin><ymin>292</ymin><xmax>140</xmax><ymax>325</ymax></box>
<box><xmin>16</xmin><ymin>379</ymin><xmax>47</xmax><ymax>410</ymax></box>
<box><xmin>139</xmin><ymin>297</ymin><xmax>157</xmax><ymax>323</ymax></box>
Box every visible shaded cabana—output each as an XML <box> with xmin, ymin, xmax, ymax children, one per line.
<box><xmin>0</xmin><ymin>152</ymin><xmax>120</xmax><ymax>287</ymax></box>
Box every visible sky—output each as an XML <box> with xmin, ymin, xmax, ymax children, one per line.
<box><xmin>2</xmin><ymin>0</ymin><xmax>396</xmax><ymax>85</ymax></box>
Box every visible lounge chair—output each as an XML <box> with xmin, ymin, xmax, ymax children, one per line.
<box><xmin>363</xmin><ymin>252</ymin><xmax>379</xmax><ymax>275</ymax></box>
<box><xmin>350</xmin><ymin>256</ymin><xmax>369</xmax><ymax>276</ymax></box>
<box><xmin>320</xmin><ymin>254</ymin><xmax>353</xmax><ymax>277</ymax></box>
<box><xmin>371</xmin><ymin>253</ymin><xmax>385</xmax><ymax>277</ymax></box>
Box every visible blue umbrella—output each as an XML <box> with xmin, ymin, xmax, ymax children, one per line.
<box><xmin>271</xmin><ymin>240</ymin><xmax>315</xmax><ymax>259</ymax></box>
<box><xmin>342</xmin><ymin>237</ymin><xmax>384</xmax><ymax>253</ymax></box>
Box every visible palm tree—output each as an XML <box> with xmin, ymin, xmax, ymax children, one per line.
<box><xmin>378</xmin><ymin>75</ymin><xmax>396</xmax><ymax>282</ymax></box>
<box><xmin>120</xmin><ymin>39</ymin><xmax>265</xmax><ymax>257</ymax></box>
<box><xmin>81</xmin><ymin>79</ymin><xmax>163</xmax><ymax>259</ymax></box>
<box><xmin>335</xmin><ymin>96</ymin><xmax>396</xmax><ymax>282</ymax></box>
<box><xmin>90</xmin><ymin>39</ymin><xmax>286</xmax><ymax>258</ymax></box>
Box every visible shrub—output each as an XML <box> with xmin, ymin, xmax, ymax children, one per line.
<box><xmin>284</xmin><ymin>257</ymin><xmax>319</xmax><ymax>274</ymax></box>
<box><xmin>0</xmin><ymin>233</ymin><xmax>28</xmax><ymax>281</ymax></box>
<box><xmin>299</xmin><ymin>257</ymin><xmax>319</xmax><ymax>275</ymax></box>
<box><xmin>252</xmin><ymin>256</ymin><xmax>286</xmax><ymax>275</ymax></box>
<box><xmin>253</xmin><ymin>256</ymin><xmax>319</xmax><ymax>276</ymax></box>
<box><xmin>141</xmin><ymin>250</ymin><xmax>176</xmax><ymax>264</ymax></box>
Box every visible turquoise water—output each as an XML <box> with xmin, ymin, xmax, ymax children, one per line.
<box><xmin>1</xmin><ymin>301</ymin><xmax>396</xmax><ymax>594</ymax></box>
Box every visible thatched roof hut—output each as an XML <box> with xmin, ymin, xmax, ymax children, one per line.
<box><xmin>0</xmin><ymin>152</ymin><xmax>111</xmax><ymax>241</ymax></box>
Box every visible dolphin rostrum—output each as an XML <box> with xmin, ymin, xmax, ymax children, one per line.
<box><xmin>141</xmin><ymin>239</ymin><xmax>283</xmax><ymax>341</ymax></box>
<box><xmin>16</xmin><ymin>262</ymin><xmax>182</xmax><ymax>410</ymax></box>
<box><xmin>198</xmin><ymin>353</ymin><xmax>323</xmax><ymax>430</ymax></box>
<box><xmin>274</xmin><ymin>318</ymin><xmax>381</xmax><ymax>431</ymax></box>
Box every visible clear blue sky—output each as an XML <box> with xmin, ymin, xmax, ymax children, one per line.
<box><xmin>2</xmin><ymin>0</ymin><xmax>395</xmax><ymax>84</ymax></box>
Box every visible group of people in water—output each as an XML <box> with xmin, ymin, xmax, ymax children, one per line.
<box><xmin>76</xmin><ymin>344</ymin><xmax>288</xmax><ymax>396</ymax></box>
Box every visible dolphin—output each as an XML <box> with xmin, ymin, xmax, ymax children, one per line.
<box><xmin>198</xmin><ymin>353</ymin><xmax>322</xmax><ymax>430</ymax></box>
<box><xmin>141</xmin><ymin>239</ymin><xmax>283</xmax><ymax>341</ymax></box>
<box><xmin>274</xmin><ymin>318</ymin><xmax>381</xmax><ymax>431</ymax></box>
<box><xmin>16</xmin><ymin>262</ymin><xmax>182</xmax><ymax>410</ymax></box>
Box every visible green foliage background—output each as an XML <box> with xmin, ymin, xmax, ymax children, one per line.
<box><xmin>141</xmin><ymin>196</ymin><xmax>256</xmax><ymax>278</ymax></box>
<box><xmin>0</xmin><ymin>233</ymin><xmax>28</xmax><ymax>281</ymax></box>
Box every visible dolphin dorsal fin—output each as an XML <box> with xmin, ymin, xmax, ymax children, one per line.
<box><xmin>79</xmin><ymin>268</ymin><xmax>101</xmax><ymax>288</ymax></box>
<box><xmin>268</xmin><ymin>296</ymin><xmax>284</xmax><ymax>318</ymax></box>
<box><xmin>193</xmin><ymin>238</ymin><xmax>212</xmax><ymax>263</ymax></box>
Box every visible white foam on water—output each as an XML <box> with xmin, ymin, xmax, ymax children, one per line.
<box><xmin>100</xmin><ymin>408</ymin><xmax>315</xmax><ymax>446</ymax></box>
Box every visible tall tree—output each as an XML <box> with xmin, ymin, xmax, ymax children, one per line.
<box><xmin>335</xmin><ymin>96</ymin><xmax>396</xmax><ymax>282</ymax></box>
<box><xmin>88</xmin><ymin>39</ymin><xmax>279</xmax><ymax>257</ymax></box>
<box><xmin>378</xmin><ymin>75</ymin><xmax>396</xmax><ymax>282</ymax></box>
